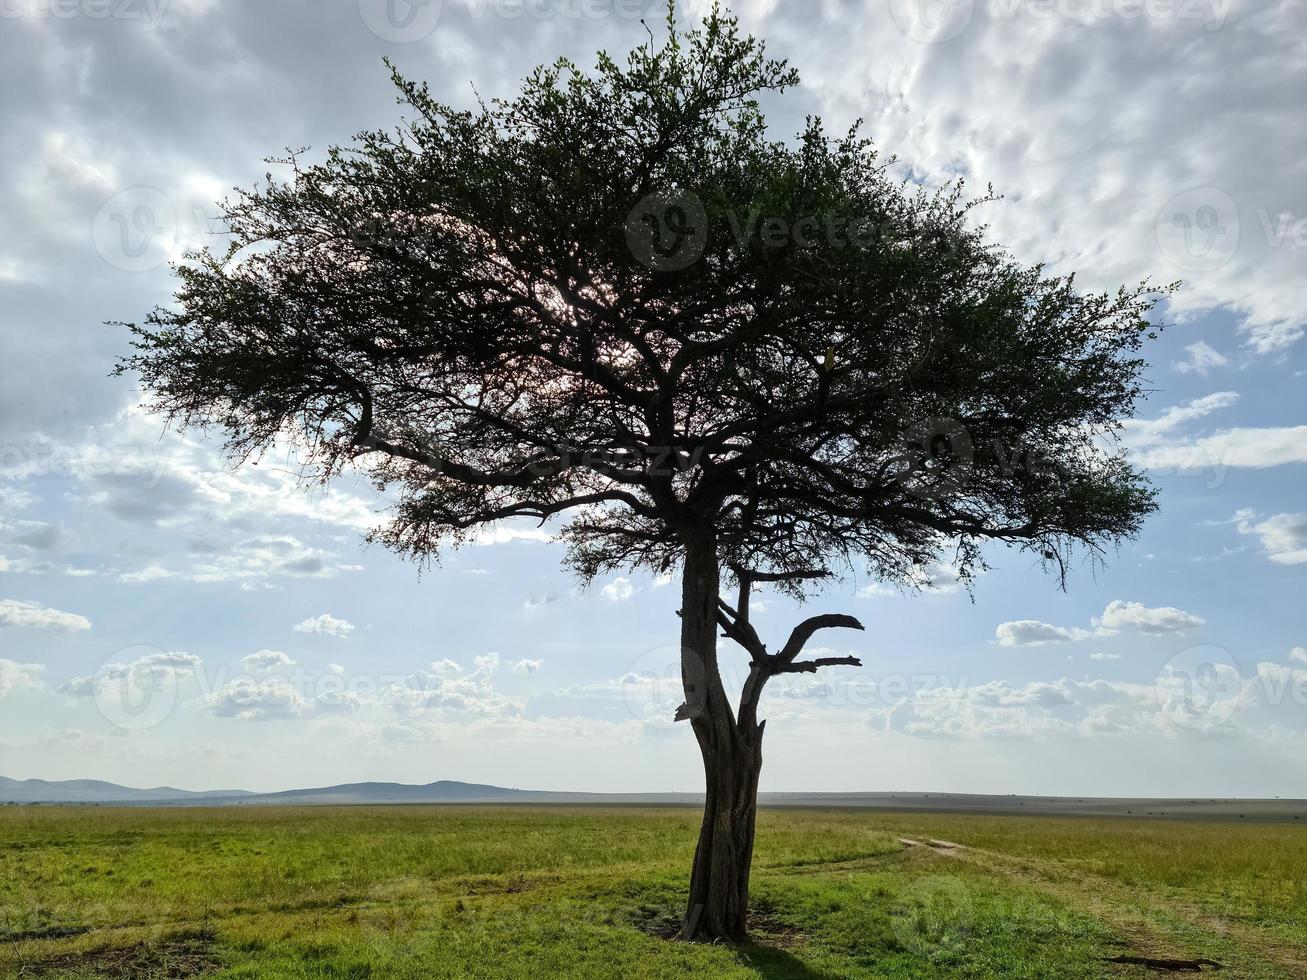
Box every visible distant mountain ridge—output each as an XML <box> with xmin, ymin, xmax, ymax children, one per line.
<box><xmin>250</xmin><ymin>780</ymin><xmax>589</xmax><ymax>805</ymax></box>
<box><xmin>3</xmin><ymin>776</ymin><xmax>1304</xmax><ymax>822</ymax></box>
<box><xmin>0</xmin><ymin>776</ymin><xmax>605</xmax><ymax>806</ymax></box>
<box><xmin>0</xmin><ymin>775</ymin><xmax>254</xmax><ymax>804</ymax></box>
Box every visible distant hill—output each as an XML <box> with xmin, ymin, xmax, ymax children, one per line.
<box><xmin>0</xmin><ymin>775</ymin><xmax>254</xmax><ymax>804</ymax></box>
<box><xmin>0</xmin><ymin>776</ymin><xmax>611</xmax><ymax>806</ymax></box>
<box><xmin>248</xmin><ymin>780</ymin><xmax>599</xmax><ymax>805</ymax></box>
<box><xmin>3</xmin><ymin>776</ymin><xmax>1304</xmax><ymax>821</ymax></box>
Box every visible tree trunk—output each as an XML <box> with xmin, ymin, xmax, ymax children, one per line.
<box><xmin>683</xmin><ymin>721</ymin><xmax>763</xmax><ymax>942</ymax></box>
<box><xmin>678</xmin><ymin>531</ymin><xmax>763</xmax><ymax>942</ymax></box>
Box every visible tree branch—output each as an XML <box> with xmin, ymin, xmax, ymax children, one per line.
<box><xmin>745</xmin><ymin>568</ymin><xmax>831</xmax><ymax>584</ymax></box>
<box><xmin>775</xmin><ymin>613</ymin><xmax>865</xmax><ymax>667</ymax></box>
<box><xmin>776</xmin><ymin>655</ymin><xmax>863</xmax><ymax>674</ymax></box>
<box><xmin>716</xmin><ymin>597</ymin><xmax>766</xmax><ymax>660</ymax></box>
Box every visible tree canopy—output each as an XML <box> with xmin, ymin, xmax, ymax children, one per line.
<box><xmin>120</xmin><ymin>8</ymin><xmax>1161</xmax><ymax>599</ymax></box>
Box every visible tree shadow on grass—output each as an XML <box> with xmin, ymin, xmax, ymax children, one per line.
<box><xmin>625</xmin><ymin>897</ymin><xmax>841</xmax><ymax>978</ymax></box>
<box><xmin>738</xmin><ymin>941</ymin><xmax>843</xmax><ymax>980</ymax></box>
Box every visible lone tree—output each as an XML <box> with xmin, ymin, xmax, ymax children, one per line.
<box><xmin>119</xmin><ymin>6</ymin><xmax>1163</xmax><ymax>942</ymax></box>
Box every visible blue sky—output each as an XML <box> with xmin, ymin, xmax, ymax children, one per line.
<box><xmin>1</xmin><ymin>0</ymin><xmax>1304</xmax><ymax>795</ymax></box>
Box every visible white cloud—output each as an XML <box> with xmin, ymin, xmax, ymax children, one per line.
<box><xmin>204</xmin><ymin>677</ymin><xmax>360</xmax><ymax>722</ymax></box>
<box><xmin>786</xmin><ymin>3</ymin><xmax>1307</xmax><ymax>353</ymax></box>
<box><xmin>1122</xmin><ymin>394</ymin><xmax>1307</xmax><ymax>476</ymax></box>
<box><xmin>865</xmin><ymin>677</ymin><xmax>1149</xmax><ymax>739</ymax></box>
<box><xmin>998</xmin><ymin>600</ymin><xmax>1202</xmax><ymax>647</ymax></box>
<box><xmin>0</xmin><ymin>409</ymin><xmax>378</xmax><ymax>590</ymax></box>
<box><xmin>512</xmin><ymin>658</ymin><xmax>543</xmax><ymax>674</ymax></box>
<box><xmin>39</xmin><ymin>405</ymin><xmax>381</xmax><ymax>535</ymax></box>
<box><xmin>0</xmin><ymin>659</ymin><xmax>44</xmax><ymax>698</ymax></box>
<box><xmin>1291</xmin><ymin>648</ymin><xmax>1307</xmax><ymax>666</ymax></box>
<box><xmin>972</xmin><ymin>680</ymin><xmax>1075</xmax><ymax>709</ymax></box>
<box><xmin>381</xmin><ymin>652</ymin><xmax>521</xmax><ymax>721</ymax></box>
<box><xmin>1174</xmin><ymin>340</ymin><xmax>1229</xmax><ymax>376</ymax></box>
<box><xmin>1237</xmin><ymin>512</ymin><xmax>1307</xmax><ymax>565</ymax></box>
<box><xmin>1096</xmin><ymin>600</ymin><xmax>1205</xmax><ymax>635</ymax></box>
<box><xmin>8</xmin><ymin>521</ymin><xmax>67</xmax><ymax>551</ymax></box>
<box><xmin>1132</xmin><ymin>426</ymin><xmax>1307</xmax><ymax>473</ymax></box>
<box><xmin>1122</xmin><ymin>392</ymin><xmax>1239</xmax><ymax>448</ymax></box>
<box><xmin>522</xmin><ymin>593</ymin><xmax>558</xmax><ymax>613</ymax></box>
<box><xmin>859</xmin><ymin>563</ymin><xmax>972</xmax><ymax>597</ymax></box>
<box><xmin>60</xmin><ymin>651</ymin><xmax>201</xmax><ymax>699</ymax></box>
<box><xmin>0</xmin><ymin>487</ymin><xmax>37</xmax><ymax>511</ymax></box>
<box><xmin>119</xmin><ymin>564</ymin><xmax>174</xmax><ymax>583</ymax></box>
<box><xmin>1090</xmin><ymin>652</ymin><xmax>1123</xmax><ymax>662</ymax></box>
<box><xmin>857</xmin><ymin>582</ymin><xmax>895</xmax><ymax>598</ymax></box>
<box><xmin>0</xmin><ymin>598</ymin><xmax>91</xmax><ymax>632</ymax></box>
<box><xmin>0</xmin><ymin>552</ymin><xmax>98</xmax><ymax>578</ymax></box>
<box><xmin>858</xmin><ymin>667</ymin><xmax>1291</xmax><ymax>741</ymax></box>
<box><xmin>292</xmin><ymin>613</ymin><xmax>355</xmax><ymax>638</ymax></box>
<box><xmin>470</xmin><ymin>524</ymin><xmax>552</xmax><ymax>545</ymax></box>
<box><xmin>191</xmin><ymin>535</ymin><xmax>360</xmax><ymax>584</ymax></box>
<box><xmin>600</xmin><ymin>577</ymin><xmax>637</xmax><ymax>602</ymax></box>
<box><xmin>206</xmin><ymin>678</ymin><xmax>303</xmax><ymax>719</ymax></box>
<box><xmin>377</xmin><ymin>719</ymin><xmax>443</xmax><ymax>744</ymax></box>
<box><xmin>995</xmin><ymin>620</ymin><xmax>1092</xmax><ymax>647</ymax></box>
<box><xmin>241</xmin><ymin>650</ymin><xmax>297</xmax><ymax>674</ymax></box>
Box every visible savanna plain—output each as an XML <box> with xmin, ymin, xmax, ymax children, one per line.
<box><xmin>1</xmin><ymin>805</ymin><xmax>1304</xmax><ymax>978</ymax></box>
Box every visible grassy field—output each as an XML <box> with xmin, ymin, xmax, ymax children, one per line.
<box><xmin>1</xmin><ymin>805</ymin><xmax>1304</xmax><ymax>978</ymax></box>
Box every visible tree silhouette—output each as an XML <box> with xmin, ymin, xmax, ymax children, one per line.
<box><xmin>118</xmin><ymin>5</ymin><xmax>1163</xmax><ymax>941</ymax></box>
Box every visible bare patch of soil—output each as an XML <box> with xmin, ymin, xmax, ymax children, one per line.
<box><xmin>1101</xmin><ymin>954</ymin><xmax>1223</xmax><ymax>972</ymax></box>
<box><xmin>629</xmin><ymin>901</ymin><xmax>808</xmax><ymax>949</ymax></box>
<box><xmin>746</xmin><ymin>907</ymin><xmax>808</xmax><ymax>951</ymax></box>
<box><xmin>20</xmin><ymin>930</ymin><xmax>221</xmax><ymax>979</ymax></box>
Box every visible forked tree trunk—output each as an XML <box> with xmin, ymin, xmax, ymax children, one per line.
<box><xmin>674</xmin><ymin>534</ymin><xmax>865</xmax><ymax>940</ymax></box>
<box><xmin>684</xmin><ymin>719</ymin><xmax>764</xmax><ymax>941</ymax></box>
<box><xmin>678</xmin><ymin>532</ymin><xmax>763</xmax><ymax>942</ymax></box>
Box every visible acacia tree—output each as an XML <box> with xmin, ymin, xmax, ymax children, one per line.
<box><xmin>118</xmin><ymin>7</ymin><xmax>1163</xmax><ymax>941</ymax></box>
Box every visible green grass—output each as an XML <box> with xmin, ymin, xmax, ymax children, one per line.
<box><xmin>1</xmin><ymin>805</ymin><xmax>1303</xmax><ymax>977</ymax></box>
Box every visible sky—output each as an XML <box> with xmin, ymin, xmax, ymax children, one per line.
<box><xmin>1</xmin><ymin>0</ymin><xmax>1304</xmax><ymax>797</ymax></box>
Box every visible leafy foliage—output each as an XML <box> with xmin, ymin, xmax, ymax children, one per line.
<box><xmin>118</xmin><ymin>3</ymin><xmax>1164</xmax><ymax>599</ymax></box>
